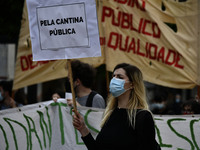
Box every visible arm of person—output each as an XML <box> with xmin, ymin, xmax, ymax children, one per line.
<box><xmin>136</xmin><ymin>110</ymin><xmax>160</xmax><ymax>150</ymax></box>
<box><xmin>72</xmin><ymin>110</ymin><xmax>97</xmax><ymax>150</ymax></box>
<box><xmin>67</xmin><ymin>99</ymin><xmax>81</xmax><ymax>107</ymax></box>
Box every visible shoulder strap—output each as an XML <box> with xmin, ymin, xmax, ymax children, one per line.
<box><xmin>86</xmin><ymin>91</ymin><xmax>98</xmax><ymax>107</ymax></box>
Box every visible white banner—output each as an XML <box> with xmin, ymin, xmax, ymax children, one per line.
<box><xmin>26</xmin><ymin>0</ymin><xmax>101</xmax><ymax>61</ymax></box>
<box><xmin>0</xmin><ymin>99</ymin><xmax>200</xmax><ymax>150</ymax></box>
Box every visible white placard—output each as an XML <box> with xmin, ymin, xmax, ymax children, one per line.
<box><xmin>37</xmin><ymin>3</ymin><xmax>89</xmax><ymax>50</ymax></box>
<box><xmin>65</xmin><ymin>92</ymin><xmax>72</xmax><ymax>99</ymax></box>
<box><xmin>26</xmin><ymin>0</ymin><xmax>101</xmax><ymax>61</ymax></box>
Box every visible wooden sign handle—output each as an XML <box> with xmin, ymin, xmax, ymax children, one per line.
<box><xmin>67</xmin><ymin>59</ymin><xmax>78</xmax><ymax>114</ymax></box>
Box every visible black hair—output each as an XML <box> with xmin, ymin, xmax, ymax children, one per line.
<box><xmin>54</xmin><ymin>89</ymin><xmax>65</xmax><ymax>98</ymax></box>
<box><xmin>71</xmin><ymin>60</ymin><xmax>96</xmax><ymax>88</ymax></box>
<box><xmin>182</xmin><ymin>100</ymin><xmax>200</xmax><ymax>114</ymax></box>
<box><xmin>0</xmin><ymin>80</ymin><xmax>13</xmax><ymax>96</ymax></box>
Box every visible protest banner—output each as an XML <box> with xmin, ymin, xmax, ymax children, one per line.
<box><xmin>14</xmin><ymin>0</ymin><xmax>200</xmax><ymax>90</ymax></box>
<box><xmin>98</xmin><ymin>0</ymin><xmax>200</xmax><ymax>89</ymax></box>
<box><xmin>0</xmin><ymin>99</ymin><xmax>200</xmax><ymax>150</ymax></box>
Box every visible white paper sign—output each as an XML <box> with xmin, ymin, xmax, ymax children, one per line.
<box><xmin>37</xmin><ymin>3</ymin><xmax>89</xmax><ymax>49</ymax></box>
<box><xmin>26</xmin><ymin>0</ymin><xmax>101</xmax><ymax>61</ymax></box>
<box><xmin>65</xmin><ymin>92</ymin><xmax>72</xmax><ymax>99</ymax></box>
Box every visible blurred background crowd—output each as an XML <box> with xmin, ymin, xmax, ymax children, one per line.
<box><xmin>1</xmin><ymin>76</ymin><xmax>200</xmax><ymax>115</ymax></box>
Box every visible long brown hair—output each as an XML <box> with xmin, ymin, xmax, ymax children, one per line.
<box><xmin>101</xmin><ymin>63</ymin><xmax>149</xmax><ymax>128</ymax></box>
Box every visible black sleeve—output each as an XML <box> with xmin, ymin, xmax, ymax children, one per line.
<box><xmin>81</xmin><ymin>133</ymin><xmax>97</xmax><ymax>150</ymax></box>
<box><xmin>136</xmin><ymin>110</ymin><xmax>160</xmax><ymax>150</ymax></box>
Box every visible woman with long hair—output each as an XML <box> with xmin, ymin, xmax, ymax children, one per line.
<box><xmin>73</xmin><ymin>63</ymin><xmax>161</xmax><ymax>150</ymax></box>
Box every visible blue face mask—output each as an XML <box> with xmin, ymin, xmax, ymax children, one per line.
<box><xmin>175</xmin><ymin>98</ymin><xmax>180</xmax><ymax>103</ymax></box>
<box><xmin>109</xmin><ymin>78</ymin><xmax>127</xmax><ymax>97</ymax></box>
<box><xmin>0</xmin><ymin>92</ymin><xmax>4</xmax><ymax>101</ymax></box>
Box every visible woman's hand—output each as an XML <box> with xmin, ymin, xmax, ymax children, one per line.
<box><xmin>72</xmin><ymin>110</ymin><xmax>90</xmax><ymax>137</ymax></box>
